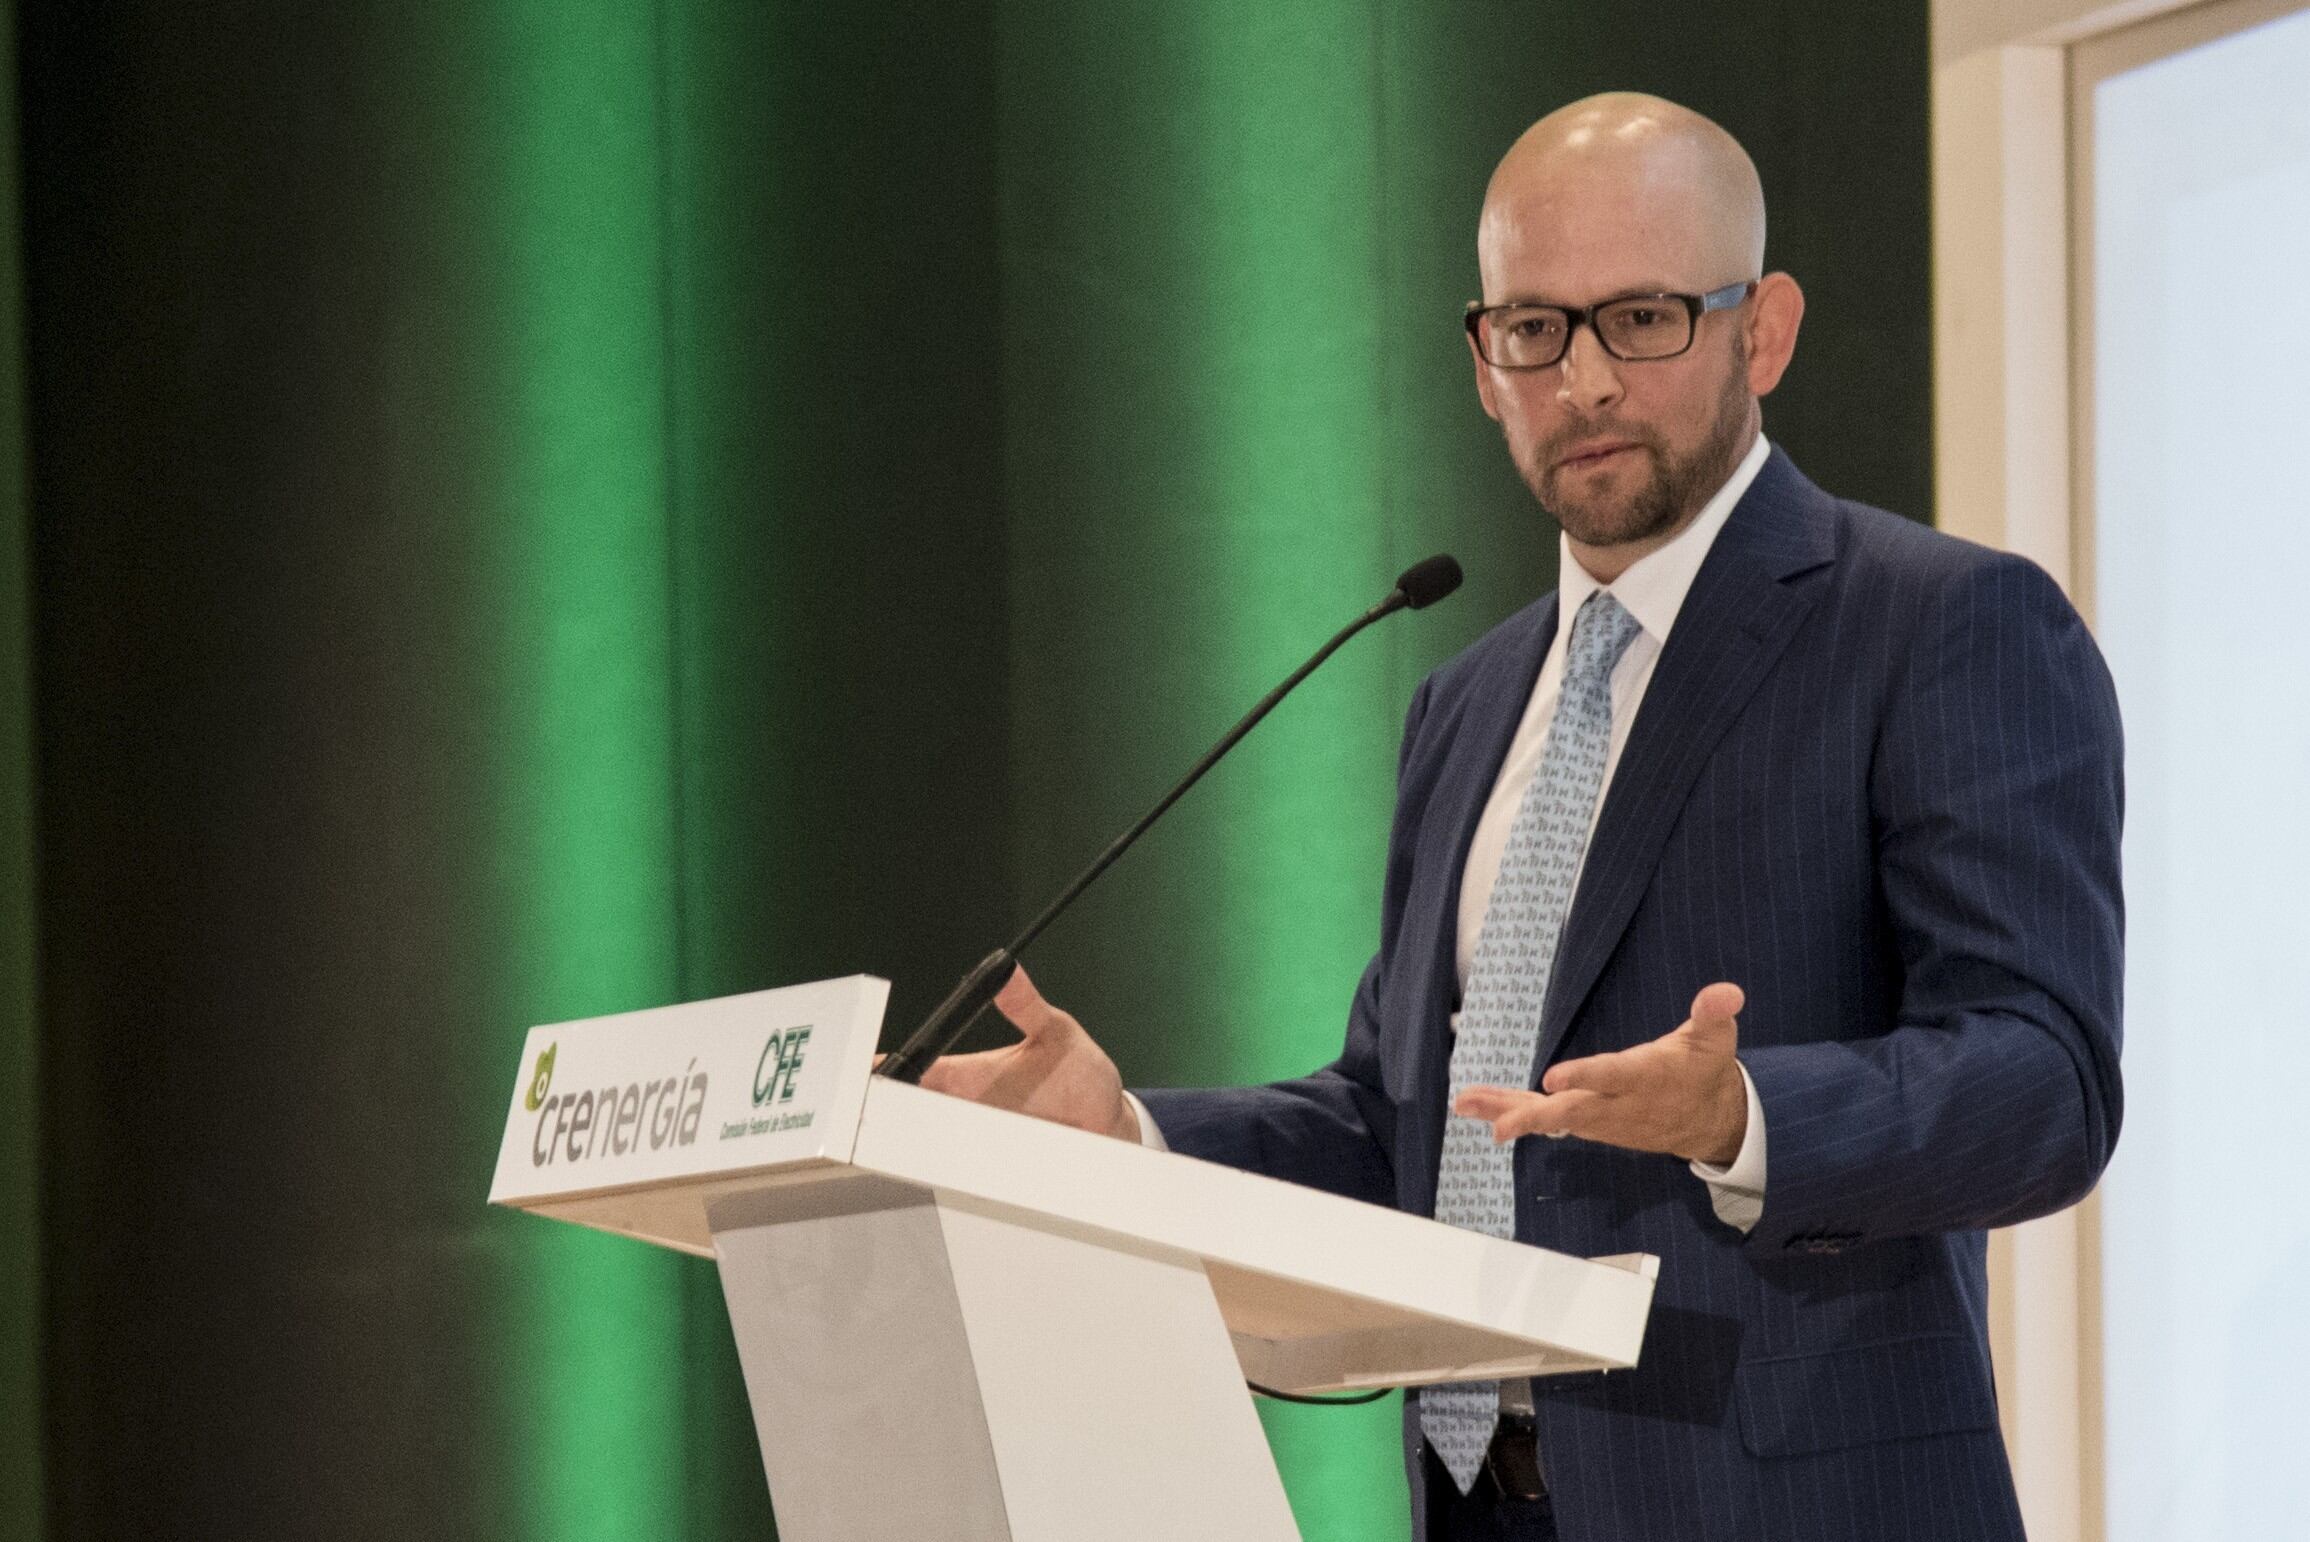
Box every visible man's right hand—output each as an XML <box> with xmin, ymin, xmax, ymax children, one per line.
<box><xmin>914</xmin><ymin>965</ymin><xmax>1141</xmax><ymax>1142</ymax></box>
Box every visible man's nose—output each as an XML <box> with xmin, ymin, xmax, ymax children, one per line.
<box><xmin>1555</xmin><ymin>324</ymin><xmax>1625</xmax><ymax>415</ymax></box>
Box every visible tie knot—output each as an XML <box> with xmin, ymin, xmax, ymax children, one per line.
<box><xmin>1565</xmin><ymin>590</ymin><xmax>1642</xmax><ymax>689</ymax></box>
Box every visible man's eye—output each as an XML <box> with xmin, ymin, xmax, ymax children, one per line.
<box><xmin>1506</xmin><ymin>314</ymin><xmax>1563</xmax><ymax>340</ymax></box>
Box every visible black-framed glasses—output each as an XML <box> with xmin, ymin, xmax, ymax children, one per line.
<box><xmin>1463</xmin><ymin>280</ymin><xmax>1757</xmax><ymax>369</ymax></box>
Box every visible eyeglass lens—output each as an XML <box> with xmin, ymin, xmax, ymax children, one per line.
<box><xmin>1479</xmin><ymin>298</ymin><xmax>1693</xmax><ymax>368</ymax></box>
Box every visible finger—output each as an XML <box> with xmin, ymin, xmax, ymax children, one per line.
<box><xmin>916</xmin><ymin>1045</ymin><xmax>1010</xmax><ymax>1099</ymax></box>
<box><xmin>992</xmin><ymin>962</ymin><xmax>1068</xmax><ymax>1041</ymax></box>
<box><xmin>1491</xmin><ymin>1089</ymin><xmax>1607</xmax><ymax>1142</ymax></box>
<box><xmin>1454</xmin><ymin>1085</ymin><xmax>1604</xmax><ymax>1142</ymax></box>
<box><xmin>1540</xmin><ymin>1049</ymin><xmax>1642</xmax><ymax>1097</ymax></box>
<box><xmin>1453</xmin><ymin>1085</ymin><xmax>1527</xmax><ymax>1119</ymax></box>
<box><xmin>1684</xmin><ymin>982</ymin><xmax>1744</xmax><ymax>1059</ymax></box>
<box><xmin>1689</xmin><ymin>980</ymin><xmax>1745</xmax><ymax>1029</ymax></box>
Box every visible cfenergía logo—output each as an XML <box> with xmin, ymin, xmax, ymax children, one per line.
<box><xmin>523</xmin><ymin>1043</ymin><xmax>557</xmax><ymax>1112</ymax></box>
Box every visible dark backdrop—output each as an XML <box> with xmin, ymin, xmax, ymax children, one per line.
<box><xmin>1</xmin><ymin>2</ymin><xmax>1929</xmax><ymax>1538</ymax></box>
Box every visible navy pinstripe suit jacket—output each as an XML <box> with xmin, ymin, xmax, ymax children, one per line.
<box><xmin>1136</xmin><ymin>448</ymin><xmax>2125</xmax><ymax>1542</ymax></box>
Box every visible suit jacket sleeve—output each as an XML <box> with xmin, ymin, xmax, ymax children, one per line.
<box><xmin>1742</xmin><ymin>549</ymin><xmax>2125</xmax><ymax>1252</ymax></box>
<box><xmin>1127</xmin><ymin>677</ymin><xmax>1441</xmax><ymax>1210</ymax></box>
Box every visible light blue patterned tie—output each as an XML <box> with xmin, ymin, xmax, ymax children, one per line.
<box><xmin>1420</xmin><ymin>589</ymin><xmax>1642</xmax><ymax>1494</ymax></box>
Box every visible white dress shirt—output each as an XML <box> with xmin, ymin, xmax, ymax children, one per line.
<box><xmin>1135</xmin><ymin>432</ymin><xmax>1772</xmax><ymax>1232</ymax></box>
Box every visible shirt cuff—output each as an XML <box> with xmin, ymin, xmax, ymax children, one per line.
<box><xmin>1121</xmin><ymin>1091</ymin><xmax>1168</xmax><ymax>1152</ymax></box>
<box><xmin>1687</xmin><ymin>1061</ymin><xmax>1766</xmax><ymax>1232</ymax></box>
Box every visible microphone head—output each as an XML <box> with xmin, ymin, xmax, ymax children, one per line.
<box><xmin>1393</xmin><ymin>553</ymin><xmax>1464</xmax><ymax>610</ymax></box>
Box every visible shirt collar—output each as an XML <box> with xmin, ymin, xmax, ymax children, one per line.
<box><xmin>1555</xmin><ymin>431</ymin><xmax>1771</xmax><ymax>652</ymax></box>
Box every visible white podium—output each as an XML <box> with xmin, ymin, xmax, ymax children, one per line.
<box><xmin>489</xmin><ymin>976</ymin><xmax>1657</xmax><ymax>1542</ymax></box>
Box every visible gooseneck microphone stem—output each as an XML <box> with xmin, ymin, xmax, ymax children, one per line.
<box><xmin>876</xmin><ymin>555</ymin><xmax>1462</xmax><ymax>1085</ymax></box>
<box><xmin>1012</xmin><ymin>592</ymin><xmax>1400</xmax><ymax>958</ymax></box>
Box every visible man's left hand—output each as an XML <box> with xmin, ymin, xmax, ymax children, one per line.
<box><xmin>1454</xmin><ymin>982</ymin><xmax>1749</xmax><ymax>1165</ymax></box>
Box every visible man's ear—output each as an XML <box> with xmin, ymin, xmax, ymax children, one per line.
<box><xmin>1744</xmin><ymin>273</ymin><xmax>1804</xmax><ymax>398</ymax></box>
<box><xmin>1468</xmin><ymin>332</ymin><xmax>1503</xmax><ymax>422</ymax></box>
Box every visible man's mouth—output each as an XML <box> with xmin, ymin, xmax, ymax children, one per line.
<box><xmin>1556</xmin><ymin>439</ymin><xmax>1639</xmax><ymax>471</ymax></box>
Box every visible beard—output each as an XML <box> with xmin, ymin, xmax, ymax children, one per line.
<box><xmin>1524</xmin><ymin>354</ymin><xmax>1755</xmax><ymax>550</ymax></box>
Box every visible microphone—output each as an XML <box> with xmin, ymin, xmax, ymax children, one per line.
<box><xmin>1393</xmin><ymin>552</ymin><xmax>1463</xmax><ymax>611</ymax></box>
<box><xmin>875</xmin><ymin>553</ymin><xmax>1463</xmax><ymax>1084</ymax></box>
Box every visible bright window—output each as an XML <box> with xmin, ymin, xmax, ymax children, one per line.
<box><xmin>2089</xmin><ymin>8</ymin><xmax>2310</xmax><ymax>1537</ymax></box>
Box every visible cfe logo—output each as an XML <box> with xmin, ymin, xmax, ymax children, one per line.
<box><xmin>523</xmin><ymin>1043</ymin><xmax>558</xmax><ymax>1112</ymax></box>
<box><xmin>753</xmin><ymin>1027</ymin><xmax>812</xmax><ymax>1107</ymax></box>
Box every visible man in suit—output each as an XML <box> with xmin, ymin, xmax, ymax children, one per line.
<box><xmin>923</xmin><ymin>92</ymin><xmax>2123</xmax><ymax>1541</ymax></box>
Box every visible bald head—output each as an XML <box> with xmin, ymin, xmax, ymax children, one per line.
<box><xmin>1479</xmin><ymin>93</ymin><xmax>1765</xmax><ymax>298</ymax></box>
<box><xmin>1465</xmin><ymin>94</ymin><xmax>1805</xmax><ymax>581</ymax></box>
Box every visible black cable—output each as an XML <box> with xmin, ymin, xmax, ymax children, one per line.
<box><xmin>1246</xmin><ymin>1380</ymin><xmax>1394</xmax><ymax>1406</ymax></box>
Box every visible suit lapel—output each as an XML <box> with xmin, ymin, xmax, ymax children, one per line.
<box><xmin>1398</xmin><ymin>594</ymin><xmax>1554</xmax><ymax>1221</ymax></box>
<box><xmin>1531</xmin><ymin>449</ymin><xmax>1838</xmax><ymax>1075</ymax></box>
<box><xmin>1424</xmin><ymin>593</ymin><xmax>1556</xmax><ymax>1005</ymax></box>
